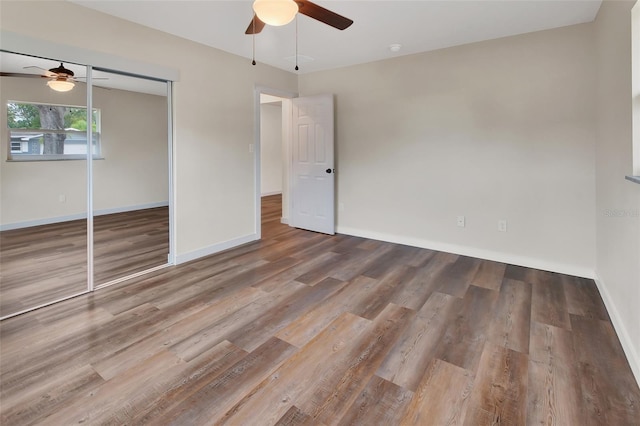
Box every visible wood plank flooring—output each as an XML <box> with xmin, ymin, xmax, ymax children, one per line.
<box><xmin>0</xmin><ymin>207</ymin><xmax>169</xmax><ymax>317</ymax></box>
<box><xmin>1</xmin><ymin>194</ymin><xmax>638</xmax><ymax>425</ymax></box>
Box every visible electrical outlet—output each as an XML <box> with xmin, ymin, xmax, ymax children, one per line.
<box><xmin>59</xmin><ymin>194</ymin><xmax>66</xmax><ymax>203</ymax></box>
<box><xmin>457</xmin><ymin>215</ymin><xmax>465</xmax><ymax>228</ymax></box>
<box><xmin>498</xmin><ymin>219</ymin><xmax>507</xmax><ymax>232</ymax></box>
<box><xmin>338</xmin><ymin>202</ymin><xmax>345</xmax><ymax>212</ymax></box>
<box><xmin>249</xmin><ymin>144</ymin><xmax>254</xmax><ymax>153</ymax></box>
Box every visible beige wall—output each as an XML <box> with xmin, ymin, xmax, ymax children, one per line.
<box><xmin>0</xmin><ymin>1</ymin><xmax>298</xmax><ymax>259</ymax></box>
<box><xmin>0</xmin><ymin>76</ymin><xmax>168</xmax><ymax>228</ymax></box>
<box><xmin>594</xmin><ymin>0</ymin><xmax>640</xmax><ymax>382</ymax></box>
<box><xmin>299</xmin><ymin>23</ymin><xmax>597</xmax><ymax>277</ymax></box>
<box><xmin>93</xmin><ymin>83</ymin><xmax>168</xmax><ymax>213</ymax></box>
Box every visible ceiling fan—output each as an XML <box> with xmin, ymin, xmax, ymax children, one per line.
<box><xmin>0</xmin><ymin>63</ymin><xmax>106</xmax><ymax>92</ymax></box>
<box><xmin>245</xmin><ymin>0</ymin><xmax>353</xmax><ymax>34</ymax></box>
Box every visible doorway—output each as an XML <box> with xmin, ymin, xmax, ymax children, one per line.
<box><xmin>254</xmin><ymin>88</ymin><xmax>336</xmax><ymax>238</ymax></box>
<box><xmin>259</xmin><ymin>93</ymin><xmax>286</xmax><ymax>235</ymax></box>
<box><xmin>254</xmin><ymin>87</ymin><xmax>296</xmax><ymax>239</ymax></box>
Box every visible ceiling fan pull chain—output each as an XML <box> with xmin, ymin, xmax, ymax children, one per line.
<box><xmin>295</xmin><ymin>14</ymin><xmax>299</xmax><ymax>71</ymax></box>
<box><xmin>252</xmin><ymin>17</ymin><xmax>257</xmax><ymax>65</ymax></box>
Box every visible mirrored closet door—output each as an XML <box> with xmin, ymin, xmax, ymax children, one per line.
<box><xmin>92</xmin><ymin>71</ymin><xmax>170</xmax><ymax>287</ymax></box>
<box><xmin>0</xmin><ymin>51</ymin><xmax>172</xmax><ymax>319</ymax></box>
<box><xmin>0</xmin><ymin>51</ymin><xmax>90</xmax><ymax>317</ymax></box>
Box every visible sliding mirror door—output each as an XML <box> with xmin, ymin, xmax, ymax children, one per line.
<box><xmin>0</xmin><ymin>51</ymin><xmax>172</xmax><ymax>317</ymax></box>
<box><xmin>0</xmin><ymin>51</ymin><xmax>89</xmax><ymax>317</ymax></box>
<box><xmin>91</xmin><ymin>71</ymin><xmax>170</xmax><ymax>286</ymax></box>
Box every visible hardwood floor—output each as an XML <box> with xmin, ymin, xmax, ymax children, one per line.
<box><xmin>0</xmin><ymin>207</ymin><xmax>169</xmax><ymax>317</ymax></box>
<box><xmin>1</xmin><ymin>194</ymin><xmax>638</xmax><ymax>425</ymax></box>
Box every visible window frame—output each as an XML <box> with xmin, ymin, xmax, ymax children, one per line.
<box><xmin>6</xmin><ymin>100</ymin><xmax>101</xmax><ymax>162</ymax></box>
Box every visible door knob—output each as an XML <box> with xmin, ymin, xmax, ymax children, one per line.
<box><xmin>326</xmin><ymin>168</ymin><xmax>333</xmax><ymax>174</ymax></box>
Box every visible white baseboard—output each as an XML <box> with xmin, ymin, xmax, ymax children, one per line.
<box><xmin>280</xmin><ymin>217</ymin><xmax>289</xmax><ymax>224</ymax></box>
<box><xmin>1</xmin><ymin>213</ymin><xmax>87</xmax><ymax>231</ymax></box>
<box><xmin>593</xmin><ymin>275</ymin><xmax>640</xmax><ymax>386</ymax></box>
<box><xmin>175</xmin><ymin>233</ymin><xmax>258</xmax><ymax>265</ymax></box>
<box><xmin>0</xmin><ymin>201</ymin><xmax>169</xmax><ymax>231</ymax></box>
<box><xmin>94</xmin><ymin>202</ymin><xmax>168</xmax><ymax>217</ymax></box>
<box><xmin>261</xmin><ymin>191</ymin><xmax>282</xmax><ymax>197</ymax></box>
<box><xmin>336</xmin><ymin>226</ymin><xmax>595</xmax><ymax>279</ymax></box>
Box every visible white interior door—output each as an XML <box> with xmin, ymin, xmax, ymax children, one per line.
<box><xmin>290</xmin><ymin>94</ymin><xmax>335</xmax><ymax>235</ymax></box>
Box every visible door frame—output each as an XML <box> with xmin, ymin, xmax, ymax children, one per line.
<box><xmin>253</xmin><ymin>86</ymin><xmax>298</xmax><ymax>239</ymax></box>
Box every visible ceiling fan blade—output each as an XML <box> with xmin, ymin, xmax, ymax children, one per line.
<box><xmin>245</xmin><ymin>14</ymin><xmax>266</xmax><ymax>34</ymax></box>
<box><xmin>23</xmin><ymin>66</ymin><xmax>57</xmax><ymax>78</ymax></box>
<box><xmin>296</xmin><ymin>0</ymin><xmax>353</xmax><ymax>30</ymax></box>
<box><xmin>1</xmin><ymin>72</ymin><xmax>45</xmax><ymax>79</ymax></box>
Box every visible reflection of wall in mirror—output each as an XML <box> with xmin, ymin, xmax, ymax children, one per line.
<box><xmin>0</xmin><ymin>76</ymin><xmax>169</xmax><ymax>230</ymax></box>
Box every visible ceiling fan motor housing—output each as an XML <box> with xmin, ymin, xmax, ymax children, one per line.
<box><xmin>49</xmin><ymin>63</ymin><xmax>74</xmax><ymax>77</ymax></box>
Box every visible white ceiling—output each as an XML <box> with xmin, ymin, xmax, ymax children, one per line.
<box><xmin>70</xmin><ymin>0</ymin><xmax>602</xmax><ymax>74</ymax></box>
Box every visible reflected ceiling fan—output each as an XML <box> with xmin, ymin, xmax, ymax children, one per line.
<box><xmin>0</xmin><ymin>62</ymin><xmax>107</xmax><ymax>92</ymax></box>
<box><xmin>245</xmin><ymin>0</ymin><xmax>353</xmax><ymax>34</ymax></box>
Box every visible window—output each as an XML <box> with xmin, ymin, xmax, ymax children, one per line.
<box><xmin>7</xmin><ymin>101</ymin><xmax>101</xmax><ymax>161</ymax></box>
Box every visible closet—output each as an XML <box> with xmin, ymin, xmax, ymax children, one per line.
<box><xmin>0</xmin><ymin>50</ymin><xmax>173</xmax><ymax>319</ymax></box>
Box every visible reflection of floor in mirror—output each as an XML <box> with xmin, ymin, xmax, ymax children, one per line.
<box><xmin>0</xmin><ymin>206</ymin><xmax>169</xmax><ymax>317</ymax></box>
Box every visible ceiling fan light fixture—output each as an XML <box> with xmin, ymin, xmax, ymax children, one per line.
<box><xmin>47</xmin><ymin>79</ymin><xmax>75</xmax><ymax>92</ymax></box>
<box><xmin>253</xmin><ymin>0</ymin><xmax>298</xmax><ymax>26</ymax></box>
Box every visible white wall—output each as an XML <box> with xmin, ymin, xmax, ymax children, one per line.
<box><xmin>0</xmin><ymin>1</ymin><xmax>298</xmax><ymax>260</ymax></box>
<box><xmin>0</xmin><ymin>76</ymin><xmax>168</xmax><ymax>228</ymax></box>
<box><xmin>299</xmin><ymin>23</ymin><xmax>597</xmax><ymax>277</ymax></box>
<box><xmin>260</xmin><ymin>102</ymin><xmax>283</xmax><ymax>196</ymax></box>
<box><xmin>594</xmin><ymin>0</ymin><xmax>640</xmax><ymax>383</ymax></box>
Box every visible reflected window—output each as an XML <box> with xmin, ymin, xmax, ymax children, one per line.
<box><xmin>7</xmin><ymin>101</ymin><xmax>101</xmax><ymax>161</ymax></box>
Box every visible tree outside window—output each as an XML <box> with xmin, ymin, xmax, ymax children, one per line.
<box><xmin>7</xmin><ymin>102</ymin><xmax>100</xmax><ymax>160</ymax></box>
